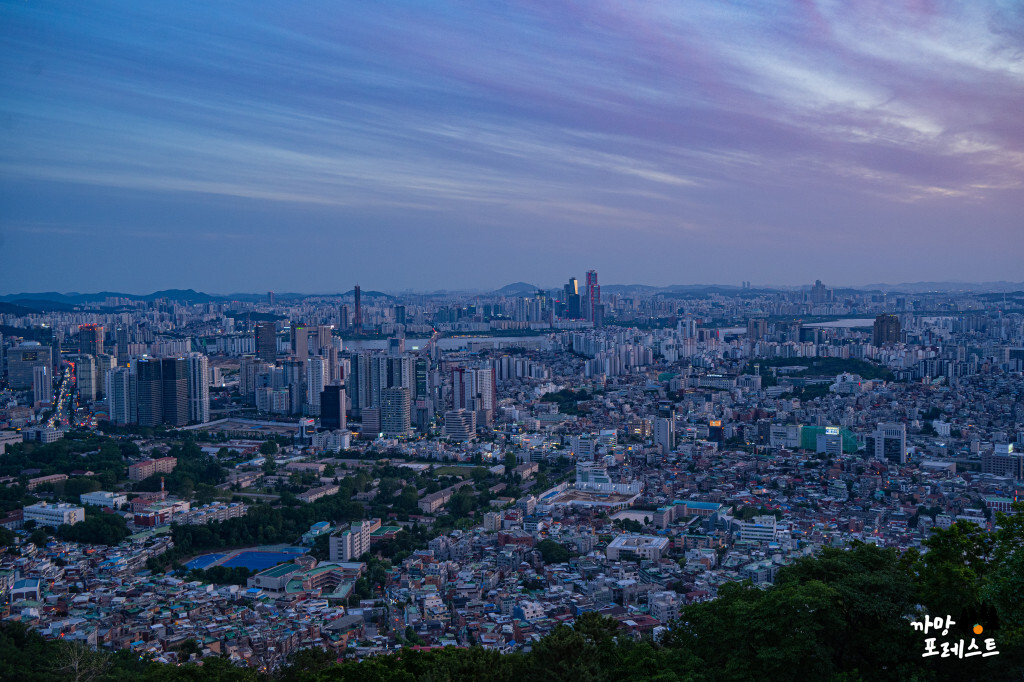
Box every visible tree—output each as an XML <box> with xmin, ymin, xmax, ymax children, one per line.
<box><xmin>29</xmin><ymin>528</ymin><xmax>48</xmax><ymax>547</ymax></box>
<box><xmin>259</xmin><ymin>440</ymin><xmax>278</xmax><ymax>455</ymax></box>
<box><xmin>52</xmin><ymin>639</ymin><xmax>109</xmax><ymax>682</ymax></box>
<box><xmin>176</xmin><ymin>638</ymin><xmax>202</xmax><ymax>661</ymax></box>
<box><xmin>537</xmin><ymin>539</ymin><xmax>570</xmax><ymax>564</ymax></box>
<box><xmin>912</xmin><ymin>521</ymin><xmax>993</xmax><ymax>624</ymax></box>
<box><xmin>279</xmin><ymin>647</ymin><xmax>338</xmax><ymax>682</ymax></box>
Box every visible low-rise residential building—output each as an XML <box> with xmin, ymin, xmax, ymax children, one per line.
<box><xmin>23</xmin><ymin>502</ymin><xmax>85</xmax><ymax>527</ymax></box>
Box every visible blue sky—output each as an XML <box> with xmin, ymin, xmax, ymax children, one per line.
<box><xmin>2</xmin><ymin>1</ymin><xmax>1023</xmax><ymax>293</ymax></box>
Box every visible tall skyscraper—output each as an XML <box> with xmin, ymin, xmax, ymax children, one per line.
<box><xmin>291</xmin><ymin>322</ymin><xmax>308</xmax><ymax>359</ymax></box>
<box><xmin>451</xmin><ymin>367</ymin><xmax>468</xmax><ymax>410</ymax></box>
<box><xmin>115</xmin><ymin>326</ymin><xmax>130</xmax><ymax>364</ymax></box>
<box><xmin>873</xmin><ymin>315</ymin><xmax>901</xmax><ymax>346</ymax></box>
<box><xmin>564</xmin><ymin>276</ymin><xmax>581</xmax><ymax>319</ymax></box>
<box><xmin>95</xmin><ymin>354</ymin><xmax>115</xmax><ymax>400</ymax></box>
<box><xmin>387</xmin><ymin>356</ymin><xmax>412</xmax><ymax>392</ymax></box>
<box><xmin>585</xmin><ymin>270</ymin><xmax>600</xmax><ymax>322</ymax></box>
<box><xmin>79</xmin><ymin>324</ymin><xmax>104</xmax><ymax>356</ymax></box>
<box><xmin>339</xmin><ymin>304</ymin><xmax>350</xmax><ymax>332</ymax></box>
<box><xmin>320</xmin><ymin>384</ymin><xmax>347</xmax><ymax>431</ymax></box>
<box><xmin>74</xmin><ymin>354</ymin><xmax>97</xmax><ymax>403</ymax></box>
<box><xmin>348</xmin><ymin>353</ymin><xmax>371</xmax><ymax>418</ymax></box>
<box><xmin>283</xmin><ymin>358</ymin><xmax>307</xmax><ymax>415</ymax></box>
<box><xmin>353</xmin><ymin>285</ymin><xmax>362</xmax><ymax>333</ymax></box>
<box><xmin>161</xmin><ymin>358</ymin><xmax>188</xmax><ymax>427</ymax></box>
<box><xmin>136</xmin><ymin>358</ymin><xmax>163</xmax><ymax>427</ymax></box>
<box><xmin>809</xmin><ymin>279</ymin><xmax>831</xmax><ymax>305</ymax></box>
<box><xmin>306</xmin><ymin>356</ymin><xmax>327</xmax><ymax>415</ymax></box>
<box><xmin>414</xmin><ymin>358</ymin><xmax>428</xmax><ymax>400</ymax></box>
<box><xmin>654</xmin><ymin>417</ymin><xmax>675</xmax><ymax>455</ymax></box>
<box><xmin>255</xmin><ymin>322</ymin><xmax>277</xmax><ymax>361</ymax></box>
<box><xmin>106</xmin><ymin>366</ymin><xmax>136</xmax><ymax>425</ymax></box>
<box><xmin>33</xmin><ymin>365</ymin><xmax>52</xmax><ymax>406</ymax></box>
<box><xmin>186</xmin><ymin>353</ymin><xmax>210</xmax><ymax>424</ymax></box>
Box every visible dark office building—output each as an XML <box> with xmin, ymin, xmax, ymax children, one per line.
<box><xmin>564</xmin><ymin>277</ymin><xmax>581</xmax><ymax>318</ymax></box>
<box><xmin>255</xmin><ymin>321</ymin><xmax>277</xmax><ymax>361</ymax></box>
<box><xmin>414</xmin><ymin>358</ymin><xmax>428</xmax><ymax>400</ymax></box>
<box><xmin>873</xmin><ymin>314</ymin><xmax>901</xmax><ymax>346</ymax></box>
<box><xmin>79</xmin><ymin>324</ymin><xmax>104</xmax><ymax>356</ymax></box>
<box><xmin>353</xmin><ymin>285</ymin><xmax>363</xmax><ymax>333</ymax></box>
<box><xmin>136</xmin><ymin>359</ymin><xmax>164</xmax><ymax>427</ymax></box>
<box><xmin>321</xmin><ymin>384</ymin><xmax>347</xmax><ymax>430</ymax></box>
<box><xmin>135</xmin><ymin>357</ymin><xmax>187</xmax><ymax>427</ymax></box>
<box><xmin>161</xmin><ymin>358</ymin><xmax>188</xmax><ymax>427</ymax></box>
<box><xmin>291</xmin><ymin>322</ymin><xmax>308</xmax><ymax>358</ymax></box>
<box><xmin>116</xmin><ymin>326</ymin><xmax>130</xmax><ymax>364</ymax></box>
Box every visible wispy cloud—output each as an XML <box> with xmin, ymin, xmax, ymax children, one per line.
<box><xmin>0</xmin><ymin>0</ymin><xmax>1022</xmax><ymax>291</ymax></box>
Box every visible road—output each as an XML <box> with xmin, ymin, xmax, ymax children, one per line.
<box><xmin>47</xmin><ymin>363</ymin><xmax>74</xmax><ymax>428</ymax></box>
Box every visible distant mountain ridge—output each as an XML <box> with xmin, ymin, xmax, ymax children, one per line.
<box><xmin>3</xmin><ymin>280</ymin><xmax>1023</xmax><ymax>306</ymax></box>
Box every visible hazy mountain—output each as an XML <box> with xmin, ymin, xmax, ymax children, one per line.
<box><xmin>493</xmin><ymin>282</ymin><xmax>542</xmax><ymax>296</ymax></box>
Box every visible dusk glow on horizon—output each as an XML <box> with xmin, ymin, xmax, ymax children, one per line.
<box><xmin>2</xmin><ymin>1</ymin><xmax>1023</xmax><ymax>293</ymax></box>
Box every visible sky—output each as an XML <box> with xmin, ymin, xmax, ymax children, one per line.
<box><xmin>1</xmin><ymin>0</ymin><xmax>1023</xmax><ymax>294</ymax></box>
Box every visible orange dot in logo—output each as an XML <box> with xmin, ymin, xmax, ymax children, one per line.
<box><xmin>973</xmin><ymin>625</ymin><xmax>983</xmax><ymax>635</ymax></box>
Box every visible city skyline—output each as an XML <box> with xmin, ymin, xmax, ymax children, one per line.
<box><xmin>3</xmin><ymin>1</ymin><xmax>1023</xmax><ymax>292</ymax></box>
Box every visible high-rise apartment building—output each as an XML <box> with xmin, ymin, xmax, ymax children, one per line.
<box><xmin>186</xmin><ymin>353</ymin><xmax>210</xmax><ymax>424</ymax></box>
<box><xmin>380</xmin><ymin>387</ymin><xmax>411</xmax><ymax>437</ymax></box>
<box><xmin>306</xmin><ymin>356</ymin><xmax>327</xmax><ymax>415</ymax></box>
<box><xmin>106</xmin><ymin>366</ymin><xmax>136</xmax><ymax>425</ymax></box>
<box><xmin>654</xmin><ymin>417</ymin><xmax>675</xmax><ymax>455</ymax></box>
<box><xmin>308</xmin><ymin>325</ymin><xmax>332</xmax><ymax>356</ymax></box>
<box><xmin>33</xmin><ymin>365</ymin><xmax>52</xmax><ymax>405</ymax></box>
<box><xmin>873</xmin><ymin>315</ymin><xmax>901</xmax><ymax>346</ymax></box>
<box><xmin>348</xmin><ymin>353</ymin><xmax>371</xmax><ymax>418</ymax></box>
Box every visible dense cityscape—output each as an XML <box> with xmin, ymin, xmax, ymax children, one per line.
<box><xmin>4</xmin><ymin>0</ymin><xmax>1024</xmax><ymax>679</ymax></box>
<box><xmin>0</xmin><ymin>278</ymin><xmax>1022</xmax><ymax>679</ymax></box>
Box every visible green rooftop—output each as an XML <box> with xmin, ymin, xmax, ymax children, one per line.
<box><xmin>255</xmin><ymin>562</ymin><xmax>300</xmax><ymax>578</ymax></box>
